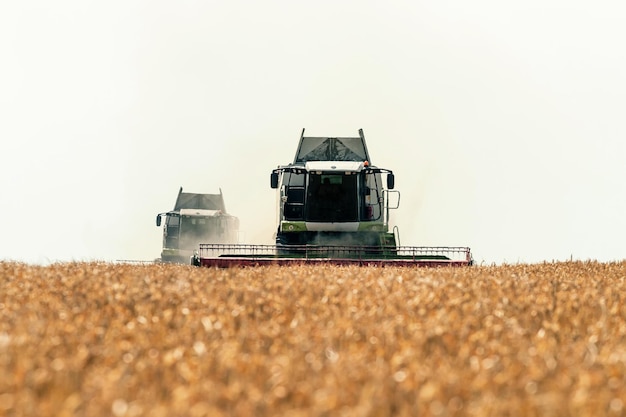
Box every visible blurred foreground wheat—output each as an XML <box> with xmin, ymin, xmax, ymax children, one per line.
<box><xmin>1</xmin><ymin>261</ymin><xmax>626</xmax><ymax>417</ymax></box>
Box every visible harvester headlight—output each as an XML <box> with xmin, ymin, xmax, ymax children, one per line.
<box><xmin>288</xmin><ymin>225</ymin><xmax>294</xmax><ymax>231</ymax></box>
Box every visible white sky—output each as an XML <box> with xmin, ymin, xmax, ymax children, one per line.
<box><xmin>1</xmin><ymin>0</ymin><xmax>624</xmax><ymax>265</ymax></box>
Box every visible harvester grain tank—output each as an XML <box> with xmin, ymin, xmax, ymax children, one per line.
<box><xmin>156</xmin><ymin>187</ymin><xmax>239</xmax><ymax>263</ymax></box>
<box><xmin>194</xmin><ymin>129</ymin><xmax>472</xmax><ymax>267</ymax></box>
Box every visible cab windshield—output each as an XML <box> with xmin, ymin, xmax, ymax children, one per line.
<box><xmin>306</xmin><ymin>173</ymin><xmax>358</xmax><ymax>222</ymax></box>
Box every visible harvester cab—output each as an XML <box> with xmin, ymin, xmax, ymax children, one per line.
<box><xmin>156</xmin><ymin>187</ymin><xmax>239</xmax><ymax>263</ymax></box>
<box><xmin>193</xmin><ymin>129</ymin><xmax>473</xmax><ymax>267</ymax></box>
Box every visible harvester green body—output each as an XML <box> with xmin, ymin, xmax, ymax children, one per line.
<box><xmin>270</xmin><ymin>128</ymin><xmax>399</xmax><ymax>250</ymax></box>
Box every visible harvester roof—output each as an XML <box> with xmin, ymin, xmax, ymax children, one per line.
<box><xmin>179</xmin><ymin>208</ymin><xmax>224</xmax><ymax>217</ymax></box>
<box><xmin>305</xmin><ymin>161</ymin><xmax>366</xmax><ymax>172</ymax></box>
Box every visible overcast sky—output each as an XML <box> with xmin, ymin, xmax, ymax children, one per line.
<box><xmin>1</xmin><ymin>0</ymin><xmax>624</xmax><ymax>265</ymax></box>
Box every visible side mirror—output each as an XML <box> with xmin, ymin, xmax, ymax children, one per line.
<box><xmin>156</xmin><ymin>214</ymin><xmax>162</xmax><ymax>227</ymax></box>
<box><xmin>270</xmin><ymin>171</ymin><xmax>279</xmax><ymax>189</ymax></box>
<box><xmin>387</xmin><ymin>173</ymin><xmax>395</xmax><ymax>190</ymax></box>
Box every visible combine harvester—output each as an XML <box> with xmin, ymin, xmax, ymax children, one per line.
<box><xmin>193</xmin><ymin>129</ymin><xmax>472</xmax><ymax>267</ymax></box>
<box><xmin>156</xmin><ymin>187</ymin><xmax>239</xmax><ymax>263</ymax></box>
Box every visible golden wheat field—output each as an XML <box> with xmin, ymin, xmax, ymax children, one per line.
<box><xmin>1</xmin><ymin>261</ymin><xmax>626</xmax><ymax>417</ymax></box>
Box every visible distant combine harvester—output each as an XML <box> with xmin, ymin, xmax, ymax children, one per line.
<box><xmin>156</xmin><ymin>187</ymin><xmax>239</xmax><ymax>264</ymax></box>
